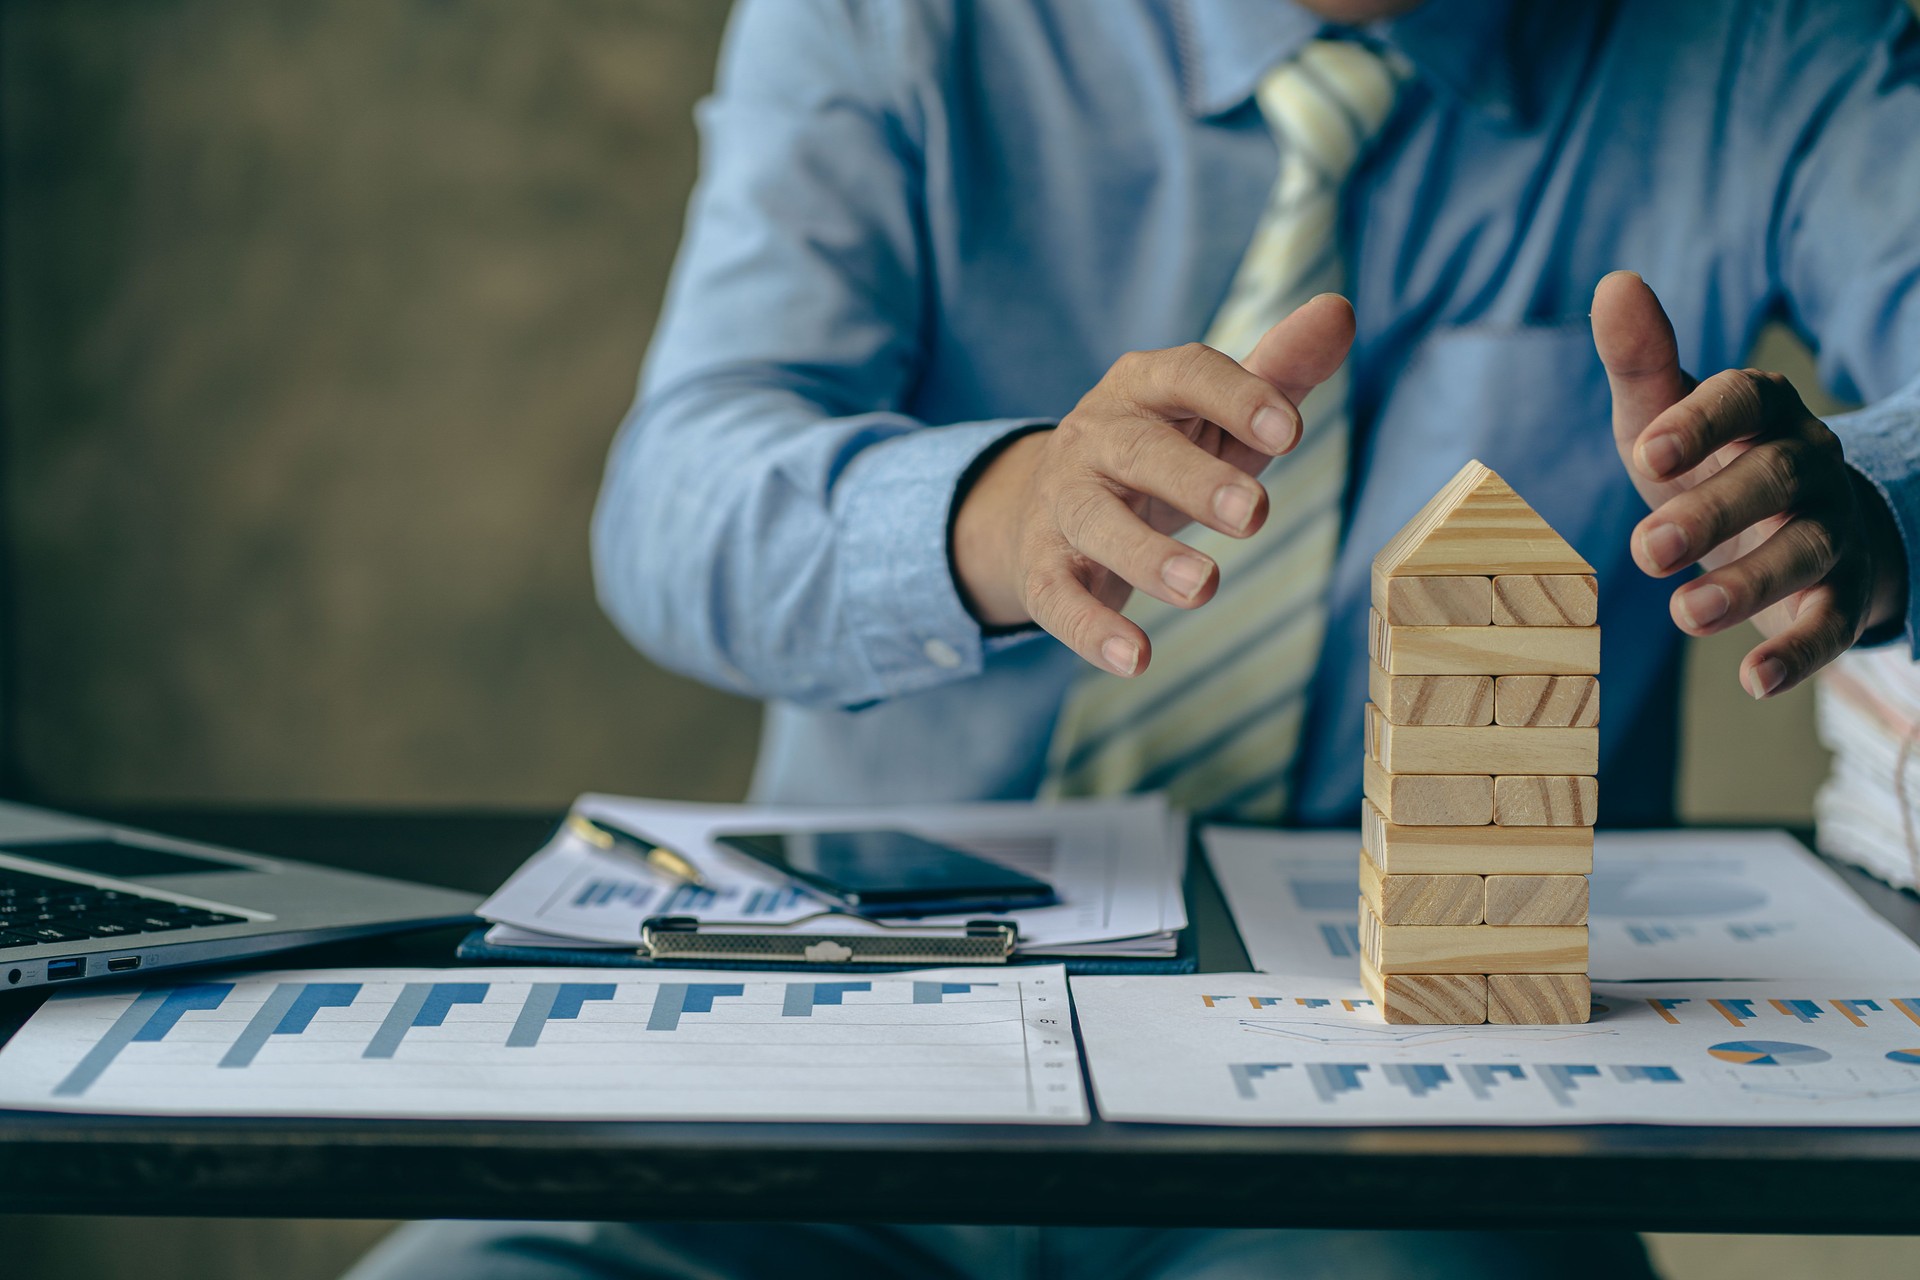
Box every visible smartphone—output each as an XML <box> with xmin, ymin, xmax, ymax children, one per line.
<box><xmin>711</xmin><ymin>829</ymin><xmax>1058</xmax><ymax>916</ymax></box>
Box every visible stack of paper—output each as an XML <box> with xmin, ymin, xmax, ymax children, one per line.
<box><xmin>475</xmin><ymin>794</ymin><xmax>1187</xmax><ymax>961</ymax></box>
<box><xmin>1815</xmin><ymin>649</ymin><xmax>1920</xmax><ymax>891</ymax></box>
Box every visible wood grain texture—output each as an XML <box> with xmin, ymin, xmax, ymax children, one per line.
<box><xmin>1492</xmin><ymin>575</ymin><xmax>1597</xmax><ymax>626</ymax></box>
<box><xmin>1360</xmin><ymin>901</ymin><xmax>1589</xmax><ymax>974</ymax></box>
<box><xmin>1372</xmin><ymin>570</ymin><xmax>1493</xmax><ymax>625</ymax></box>
<box><xmin>1360</xmin><ymin>851</ymin><xmax>1483</xmax><ymax>925</ymax></box>
<box><xmin>1364</xmin><ymin>751</ymin><xmax>1494</xmax><ymax>826</ymax></box>
<box><xmin>1487</xmin><ymin>973</ymin><xmax>1592</xmax><ymax>1024</ymax></box>
<box><xmin>1494</xmin><ymin>775</ymin><xmax>1598</xmax><ymax>827</ymax></box>
<box><xmin>1370</xmin><ymin>664</ymin><xmax>1493</xmax><ymax>726</ymax></box>
<box><xmin>1361</xmin><ymin>956</ymin><xmax>1486</xmax><ymax>1025</ymax></box>
<box><xmin>1373</xmin><ymin>615</ymin><xmax>1601</xmax><ymax>676</ymax></box>
<box><xmin>1484</xmin><ymin>875</ymin><xmax>1589</xmax><ymax>926</ymax></box>
<box><xmin>1374</xmin><ymin>460</ymin><xmax>1594</xmax><ymax>577</ymax></box>
<box><xmin>1369</xmin><ymin>704</ymin><xmax>1597</xmax><ymax>775</ymax></box>
<box><xmin>1361</xmin><ymin>799</ymin><xmax>1594</xmax><ymax>874</ymax></box>
<box><xmin>1494</xmin><ymin>676</ymin><xmax>1599</xmax><ymax>728</ymax></box>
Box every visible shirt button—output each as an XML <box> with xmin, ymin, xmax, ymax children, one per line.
<box><xmin>923</xmin><ymin>639</ymin><xmax>963</xmax><ymax>669</ymax></box>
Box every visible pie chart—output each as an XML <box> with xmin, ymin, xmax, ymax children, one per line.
<box><xmin>1708</xmin><ymin>1040</ymin><xmax>1831</xmax><ymax>1066</ymax></box>
<box><xmin>1887</xmin><ymin>1049</ymin><xmax>1920</xmax><ymax>1067</ymax></box>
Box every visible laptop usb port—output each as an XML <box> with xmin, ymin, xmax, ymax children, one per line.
<box><xmin>46</xmin><ymin>958</ymin><xmax>85</xmax><ymax>981</ymax></box>
<box><xmin>106</xmin><ymin>956</ymin><xmax>141</xmax><ymax>973</ymax></box>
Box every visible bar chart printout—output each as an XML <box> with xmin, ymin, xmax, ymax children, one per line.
<box><xmin>0</xmin><ymin>967</ymin><xmax>1086</xmax><ymax>1123</ymax></box>
<box><xmin>1070</xmin><ymin>973</ymin><xmax>1920</xmax><ymax>1126</ymax></box>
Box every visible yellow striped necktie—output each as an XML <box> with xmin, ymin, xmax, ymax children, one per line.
<box><xmin>1041</xmin><ymin>38</ymin><xmax>1407</xmax><ymax>822</ymax></box>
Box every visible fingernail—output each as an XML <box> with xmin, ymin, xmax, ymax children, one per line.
<box><xmin>1676</xmin><ymin>583</ymin><xmax>1729</xmax><ymax>629</ymax></box>
<box><xmin>1250</xmin><ymin>405</ymin><xmax>1299</xmax><ymax>453</ymax></box>
<box><xmin>1638</xmin><ymin>433</ymin><xmax>1684</xmax><ymax>480</ymax></box>
<box><xmin>1213</xmin><ymin>483</ymin><xmax>1257</xmax><ymax>532</ymax></box>
<box><xmin>1641</xmin><ymin>522</ymin><xmax>1690</xmax><ymax>571</ymax></box>
<box><xmin>1161</xmin><ymin>555</ymin><xmax>1210</xmax><ymax>600</ymax></box>
<box><xmin>1101</xmin><ymin>637</ymin><xmax>1140</xmax><ymax>676</ymax></box>
<box><xmin>1745</xmin><ymin>657</ymin><xmax>1786</xmax><ymax>700</ymax></box>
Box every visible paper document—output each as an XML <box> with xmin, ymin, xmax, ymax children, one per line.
<box><xmin>1816</xmin><ymin>650</ymin><xmax>1920</xmax><ymax>890</ymax></box>
<box><xmin>477</xmin><ymin>795</ymin><xmax>1185</xmax><ymax>957</ymax></box>
<box><xmin>1206</xmin><ymin>828</ymin><xmax>1920</xmax><ymax>981</ymax></box>
<box><xmin>0</xmin><ymin>966</ymin><xmax>1087</xmax><ymax>1123</ymax></box>
<box><xmin>1073</xmin><ymin>971</ymin><xmax>1920</xmax><ymax>1126</ymax></box>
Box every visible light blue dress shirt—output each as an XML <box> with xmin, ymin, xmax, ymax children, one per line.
<box><xmin>593</xmin><ymin>0</ymin><xmax>1920</xmax><ymax>826</ymax></box>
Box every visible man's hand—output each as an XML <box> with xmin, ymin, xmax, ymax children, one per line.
<box><xmin>953</xmin><ymin>294</ymin><xmax>1356</xmax><ymax>675</ymax></box>
<box><xmin>1592</xmin><ymin>270</ymin><xmax>1907</xmax><ymax>699</ymax></box>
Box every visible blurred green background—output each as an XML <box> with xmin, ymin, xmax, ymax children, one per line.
<box><xmin>0</xmin><ymin>2</ymin><xmax>1899</xmax><ymax>1277</ymax></box>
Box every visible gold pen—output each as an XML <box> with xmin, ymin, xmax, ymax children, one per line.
<box><xmin>565</xmin><ymin>814</ymin><xmax>706</xmax><ymax>886</ymax></box>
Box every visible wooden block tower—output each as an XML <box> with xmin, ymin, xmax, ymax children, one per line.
<box><xmin>1359</xmin><ymin>460</ymin><xmax>1596</xmax><ymax>1025</ymax></box>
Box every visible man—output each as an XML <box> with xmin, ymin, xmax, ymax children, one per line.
<box><xmin>350</xmin><ymin>0</ymin><xmax>1920</xmax><ymax>1276</ymax></box>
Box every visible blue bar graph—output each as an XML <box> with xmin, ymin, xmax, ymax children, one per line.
<box><xmin>1462</xmin><ymin>1063</ymin><xmax>1525</xmax><ymax>1100</ymax></box>
<box><xmin>1773</xmin><ymin>999</ymin><xmax>1824</xmax><ymax>1023</ymax></box>
<box><xmin>507</xmin><ymin>982</ymin><xmax>617</xmax><ymax>1047</ymax></box>
<box><xmin>220</xmin><ymin>982</ymin><xmax>362</xmax><ymax>1067</ymax></box>
<box><xmin>1726</xmin><ymin>922</ymin><xmax>1788</xmax><ymax>941</ymax></box>
<box><xmin>646</xmin><ymin>982</ymin><xmax>745</xmax><ymax>1031</ymax></box>
<box><xmin>781</xmin><ymin>982</ymin><xmax>871</xmax><ymax>1017</ymax></box>
<box><xmin>573</xmin><ymin>879</ymin><xmax>656</xmax><ymax>909</ymax></box>
<box><xmin>1319</xmin><ymin>923</ymin><xmax>1359</xmax><ymax>958</ymax></box>
<box><xmin>1228</xmin><ymin>1062</ymin><xmax>1288</xmax><ymax>1099</ymax></box>
<box><xmin>55</xmin><ymin>984</ymin><xmax>233</xmax><ymax>1096</ymax></box>
<box><xmin>1304</xmin><ymin>1063</ymin><xmax>1368</xmax><ymax>1104</ymax></box>
<box><xmin>364</xmin><ymin>983</ymin><xmax>490</xmax><ymax>1059</ymax></box>
<box><xmin>1383</xmin><ymin>1063</ymin><xmax>1451</xmax><ymax>1098</ymax></box>
<box><xmin>1625</xmin><ymin>923</ymin><xmax>1691</xmax><ymax>946</ymax></box>
<box><xmin>1539</xmin><ymin>1064</ymin><xmax>1602</xmax><ymax>1107</ymax></box>
<box><xmin>657</xmin><ymin>884</ymin><xmax>720</xmax><ymax>914</ymax></box>
<box><xmin>1294</xmin><ymin>998</ymin><xmax>1331</xmax><ymax>1010</ymax></box>
<box><xmin>1609</xmin><ymin>1065</ymin><xmax>1682</xmax><ymax>1084</ymax></box>
<box><xmin>912</xmin><ymin>981</ymin><xmax>996</xmax><ymax>1005</ymax></box>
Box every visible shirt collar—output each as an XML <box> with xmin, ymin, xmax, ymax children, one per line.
<box><xmin>1172</xmin><ymin>0</ymin><xmax>1561</xmax><ymax>130</ymax></box>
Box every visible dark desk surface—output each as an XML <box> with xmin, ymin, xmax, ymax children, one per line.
<box><xmin>4</xmin><ymin>808</ymin><xmax>1920</xmax><ymax>1232</ymax></box>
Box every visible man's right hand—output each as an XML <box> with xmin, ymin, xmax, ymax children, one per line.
<box><xmin>952</xmin><ymin>293</ymin><xmax>1357</xmax><ymax>676</ymax></box>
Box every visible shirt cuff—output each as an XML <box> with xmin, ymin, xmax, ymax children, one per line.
<box><xmin>836</xmin><ymin>417</ymin><xmax>1053</xmax><ymax>704</ymax></box>
<box><xmin>1830</xmin><ymin>379</ymin><xmax>1920</xmax><ymax>655</ymax></box>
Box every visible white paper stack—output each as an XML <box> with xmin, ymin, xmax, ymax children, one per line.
<box><xmin>475</xmin><ymin>793</ymin><xmax>1188</xmax><ymax>961</ymax></box>
<box><xmin>1814</xmin><ymin>648</ymin><xmax>1920</xmax><ymax>891</ymax></box>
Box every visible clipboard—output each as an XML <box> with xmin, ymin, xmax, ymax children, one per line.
<box><xmin>637</xmin><ymin>912</ymin><xmax>1018</xmax><ymax>965</ymax></box>
<box><xmin>453</xmin><ymin>916</ymin><xmax>1196</xmax><ymax>975</ymax></box>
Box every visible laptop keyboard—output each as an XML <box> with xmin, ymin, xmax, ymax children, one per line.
<box><xmin>0</xmin><ymin>866</ymin><xmax>246</xmax><ymax>948</ymax></box>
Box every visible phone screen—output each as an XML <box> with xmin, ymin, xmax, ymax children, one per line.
<box><xmin>712</xmin><ymin>829</ymin><xmax>1057</xmax><ymax>915</ymax></box>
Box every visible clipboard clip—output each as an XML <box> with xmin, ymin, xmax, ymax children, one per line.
<box><xmin>639</xmin><ymin>912</ymin><xmax>1018</xmax><ymax>965</ymax></box>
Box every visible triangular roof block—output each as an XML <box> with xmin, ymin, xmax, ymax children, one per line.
<box><xmin>1375</xmin><ymin>460</ymin><xmax>1594</xmax><ymax>577</ymax></box>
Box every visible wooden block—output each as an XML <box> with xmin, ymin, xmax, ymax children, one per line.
<box><xmin>1493</xmin><ymin>575</ymin><xmax>1597</xmax><ymax>626</ymax></box>
<box><xmin>1369</xmin><ymin>705</ymin><xmax>1597</xmax><ymax>775</ymax></box>
<box><xmin>1372</xmin><ymin>569</ymin><xmax>1493</xmax><ymax>625</ymax></box>
<box><xmin>1484</xmin><ymin>875</ymin><xmax>1589</xmax><ymax>926</ymax></box>
<box><xmin>1362</xmin><ymin>799</ymin><xmax>1594</xmax><ymax>874</ymax></box>
<box><xmin>1364</xmin><ymin>751</ymin><xmax>1493</xmax><ymax>826</ymax></box>
<box><xmin>1487</xmin><ymin>973</ymin><xmax>1591</xmax><ymax>1025</ymax></box>
<box><xmin>1360</xmin><ymin>850</ymin><xmax>1483</xmax><ymax>925</ymax></box>
<box><xmin>1494</xmin><ymin>775</ymin><xmax>1598</xmax><ymax>827</ymax></box>
<box><xmin>1494</xmin><ymin>675</ymin><xmax>1599</xmax><ymax>728</ymax></box>
<box><xmin>1375</xmin><ymin>460</ymin><xmax>1594</xmax><ymax>577</ymax></box>
<box><xmin>1370</xmin><ymin>664</ymin><xmax>1492</xmax><ymax>726</ymax></box>
<box><xmin>1361</xmin><ymin>955</ymin><xmax>1486</xmax><ymax>1025</ymax></box>
<box><xmin>1372</xmin><ymin>613</ymin><xmax>1600</xmax><ymax>676</ymax></box>
<box><xmin>1360</xmin><ymin>900</ymin><xmax>1588</xmax><ymax>974</ymax></box>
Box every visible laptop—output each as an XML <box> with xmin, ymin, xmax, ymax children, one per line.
<box><xmin>0</xmin><ymin>801</ymin><xmax>480</xmax><ymax>990</ymax></box>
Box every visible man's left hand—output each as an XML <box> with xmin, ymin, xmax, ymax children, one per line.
<box><xmin>1592</xmin><ymin>270</ymin><xmax>1907</xmax><ymax>699</ymax></box>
